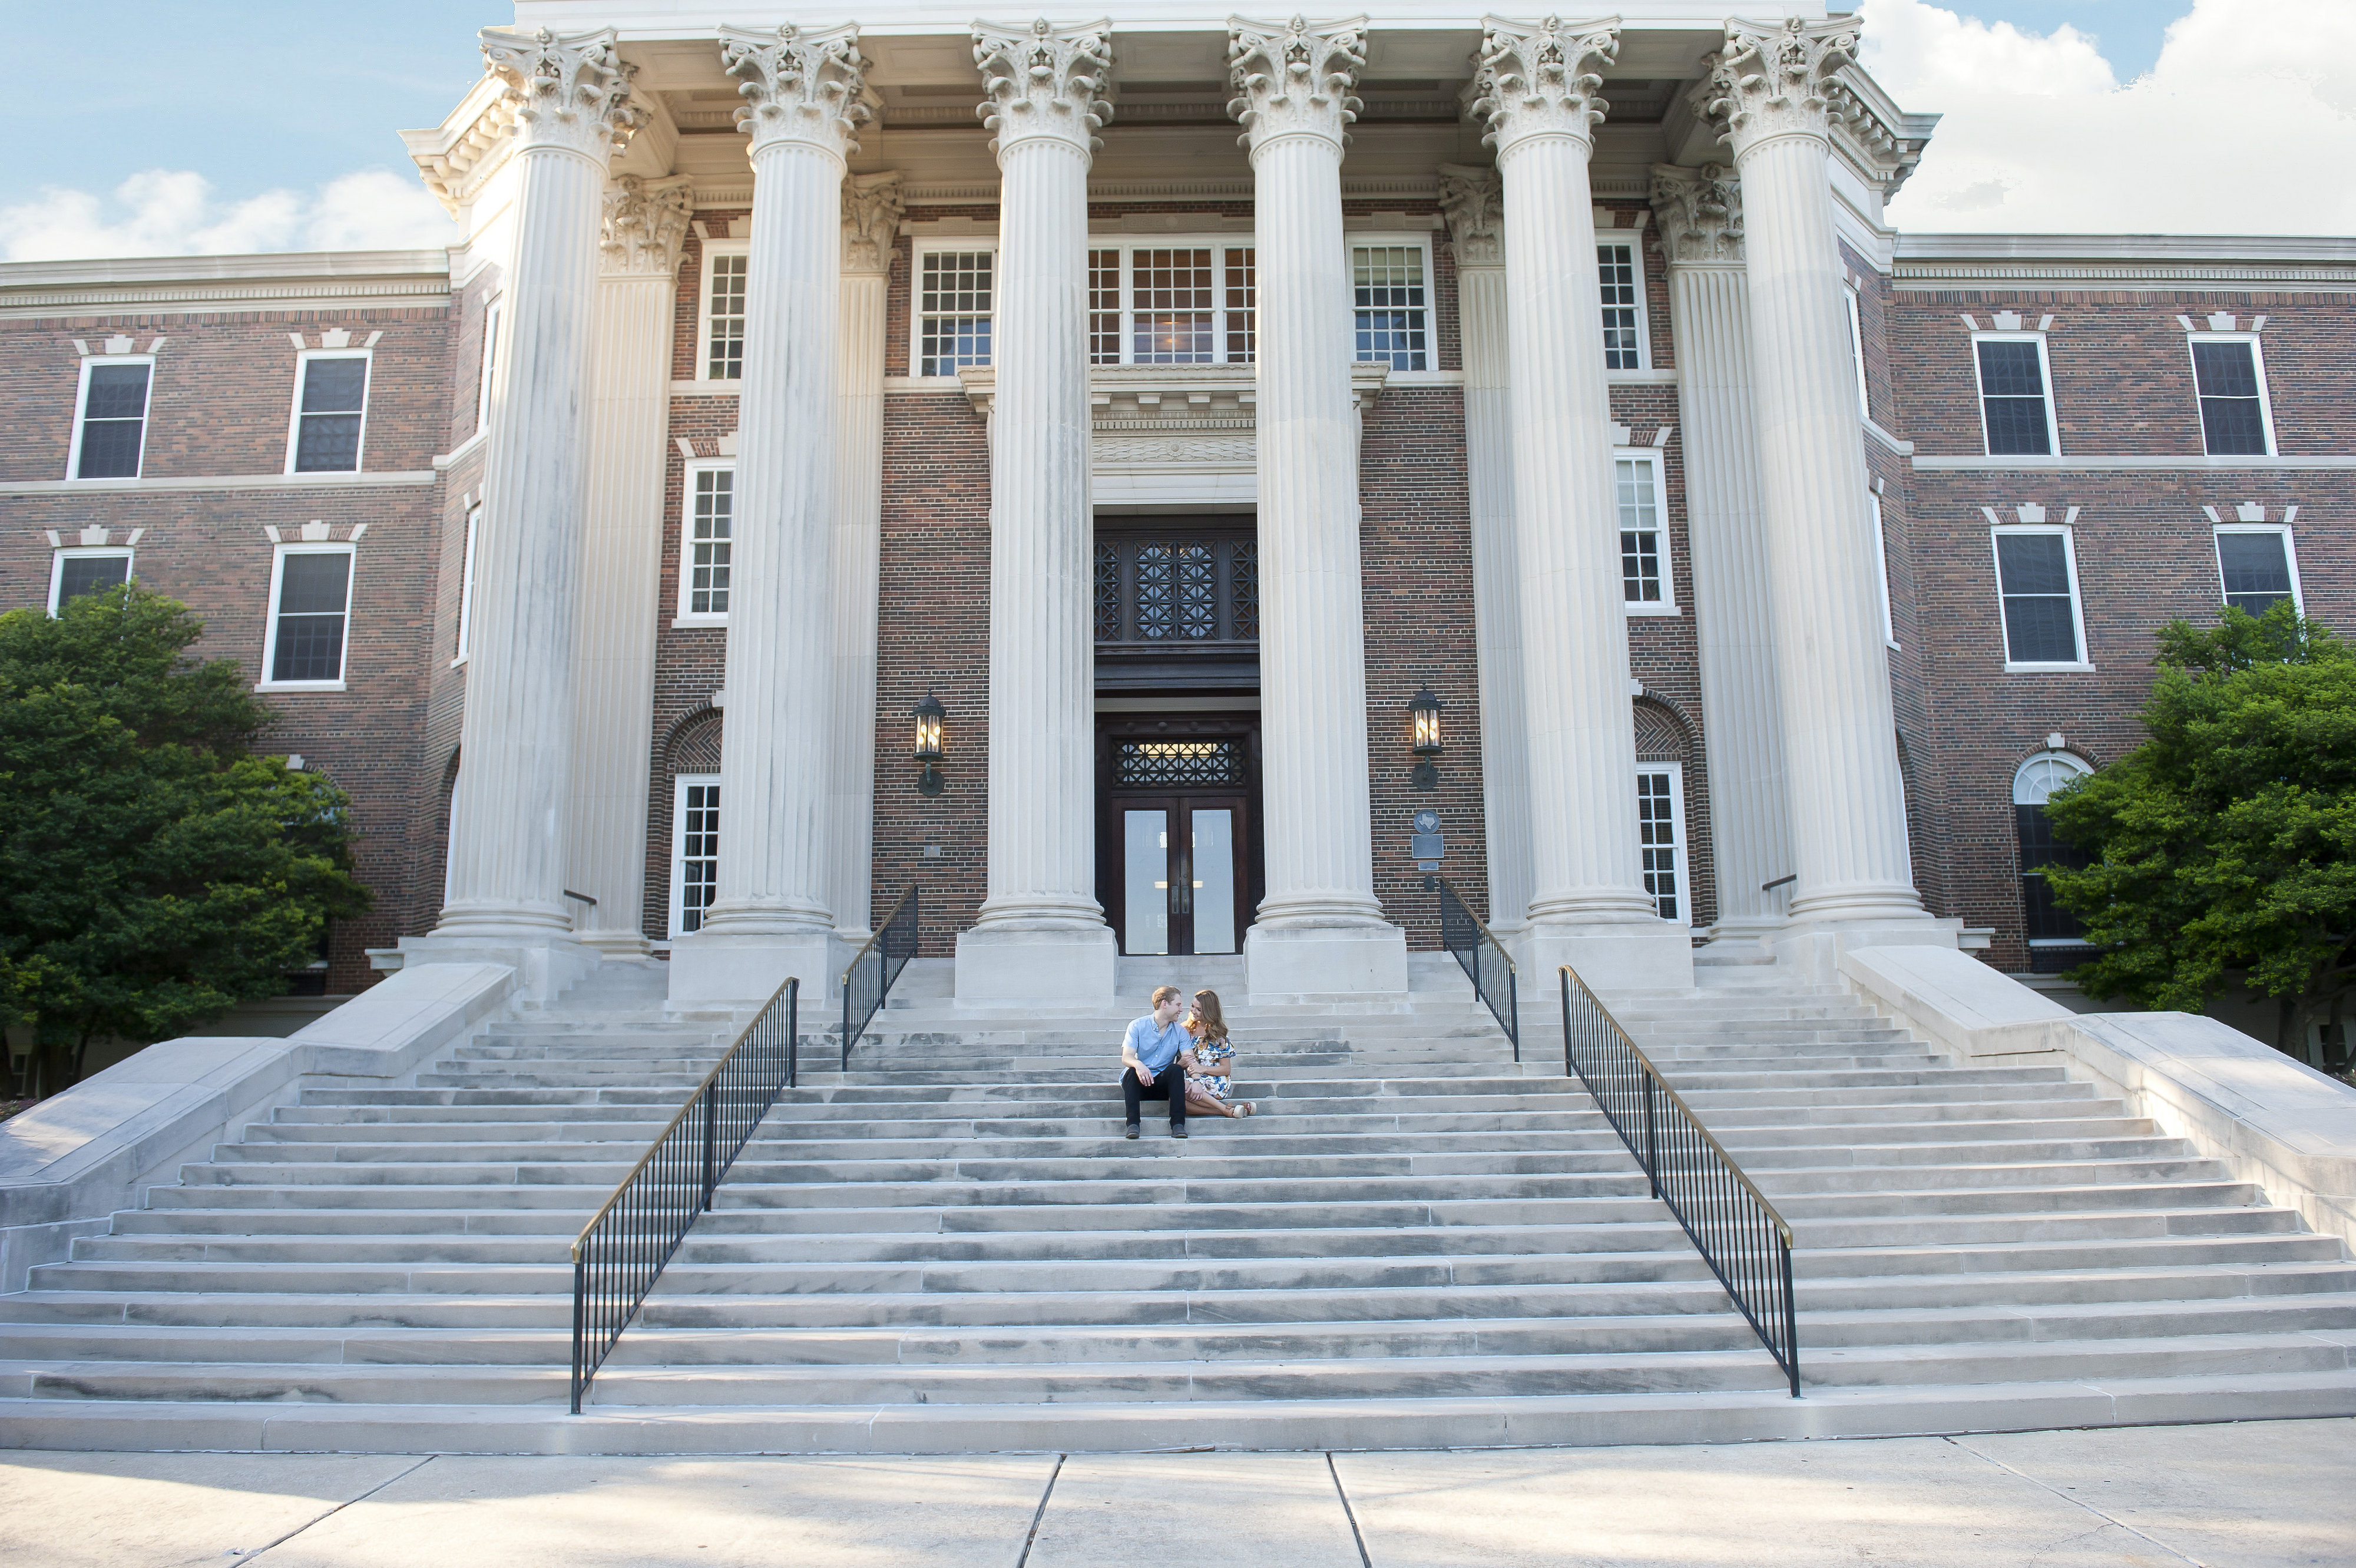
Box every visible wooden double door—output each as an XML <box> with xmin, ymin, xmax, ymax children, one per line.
<box><xmin>1096</xmin><ymin>717</ymin><xmax>1263</xmax><ymax>956</ymax></box>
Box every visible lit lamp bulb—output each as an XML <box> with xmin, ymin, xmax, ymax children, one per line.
<box><xmin>912</xmin><ymin>693</ymin><xmax>946</xmax><ymax>797</ymax></box>
<box><xmin>1408</xmin><ymin>686</ymin><xmax>1444</xmax><ymax>792</ymax></box>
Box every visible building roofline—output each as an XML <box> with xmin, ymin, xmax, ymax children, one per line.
<box><xmin>0</xmin><ymin>250</ymin><xmax>453</xmax><ymax>322</ymax></box>
<box><xmin>1896</xmin><ymin>234</ymin><xmax>2356</xmax><ymax>265</ymax></box>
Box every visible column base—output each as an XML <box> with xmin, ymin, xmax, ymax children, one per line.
<box><xmin>1769</xmin><ymin>916</ymin><xmax>1962</xmax><ymax>984</ymax></box>
<box><xmin>667</xmin><ymin>930</ymin><xmax>835</xmax><ymax>1011</ymax></box>
<box><xmin>1244</xmin><ymin>922</ymin><xmax>1408</xmax><ymax>1005</ymax></box>
<box><xmin>954</xmin><ymin>925</ymin><xmax>1117</xmax><ymax>1009</ymax></box>
<box><xmin>394</xmin><ymin>932</ymin><xmax>600</xmax><ymax>1004</ymax></box>
<box><xmin>1517</xmin><ymin>922</ymin><xmax>1696</xmax><ymax>998</ymax></box>
<box><xmin>577</xmin><ymin>929</ymin><xmax>653</xmax><ymax>960</ymax></box>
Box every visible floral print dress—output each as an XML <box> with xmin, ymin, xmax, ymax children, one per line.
<box><xmin>1189</xmin><ymin>1036</ymin><xmax>1235</xmax><ymax>1099</ymax></box>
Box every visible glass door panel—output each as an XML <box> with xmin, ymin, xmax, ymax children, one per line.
<box><xmin>1189</xmin><ymin>807</ymin><xmax>1237</xmax><ymax>953</ymax></box>
<box><xmin>1123</xmin><ymin>808</ymin><xmax>1171</xmax><ymax>955</ymax></box>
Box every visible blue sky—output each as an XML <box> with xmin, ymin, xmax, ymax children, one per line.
<box><xmin>1914</xmin><ymin>1</ymin><xmax>2180</xmax><ymax>80</ymax></box>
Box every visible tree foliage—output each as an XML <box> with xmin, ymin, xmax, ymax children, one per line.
<box><xmin>0</xmin><ymin>585</ymin><xmax>369</xmax><ymax>1088</ymax></box>
<box><xmin>2043</xmin><ymin>601</ymin><xmax>2356</xmax><ymax>1053</ymax></box>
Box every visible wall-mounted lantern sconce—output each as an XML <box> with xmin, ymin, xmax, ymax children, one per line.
<box><xmin>1408</xmin><ymin>686</ymin><xmax>1444</xmax><ymax>791</ymax></box>
<box><xmin>913</xmin><ymin>693</ymin><xmax>947</xmax><ymax>797</ymax></box>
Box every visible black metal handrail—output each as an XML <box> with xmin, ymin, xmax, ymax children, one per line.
<box><xmin>569</xmin><ymin>975</ymin><xmax>798</xmax><ymax>1413</ymax></box>
<box><xmin>1558</xmin><ymin>965</ymin><xmax>1801</xmax><ymax>1397</ymax></box>
<box><xmin>841</xmin><ymin>885</ymin><xmax>919</xmax><ymax>1071</ymax></box>
<box><xmin>1437</xmin><ymin>875</ymin><xmax>1518</xmax><ymax>1060</ymax></box>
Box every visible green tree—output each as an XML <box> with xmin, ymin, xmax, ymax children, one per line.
<box><xmin>0</xmin><ymin>584</ymin><xmax>370</xmax><ymax>1092</ymax></box>
<box><xmin>2043</xmin><ymin>600</ymin><xmax>2356</xmax><ymax>1054</ymax></box>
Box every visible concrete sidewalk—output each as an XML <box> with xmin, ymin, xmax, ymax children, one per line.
<box><xmin>2</xmin><ymin>1420</ymin><xmax>2348</xmax><ymax>1567</ymax></box>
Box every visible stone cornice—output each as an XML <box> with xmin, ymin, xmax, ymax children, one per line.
<box><xmin>601</xmin><ymin>175</ymin><xmax>694</xmax><ymax>277</ymax></box>
<box><xmin>1226</xmin><ymin>15</ymin><xmax>1367</xmax><ymax>156</ymax></box>
<box><xmin>1825</xmin><ymin>67</ymin><xmax>1935</xmax><ymax>199</ymax></box>
<box><xmin>720</xmin><ymin>22</ymin><xmax>872</xmax><ymax>161</ymax></box>
<box><xmin>403</xmin><ymin>74</ymin><xmax>519</xmax><ymax>217</ymax></box>
<box><xmin>0</xmin><ymin>252</ymin><xmax>451</xmax><ymax>321</ymax></box>
<box><xmin>480</xmin><ymin>26</ymin><xmax>645</xmax><ymax>163</ymax></box>
<box><xmin>1470</xmin><ymin>14</ymin><xmax>1620</xmax><ymax>156</ymax></box>
<box><xmin>841</xmin><ymin>171</ymin><xmax>905</xmax><ymax>276</ymax></box>
<box><xmin>1891</xmin><ymin>236</ymin><xmax>2356</xmax><ymax>293</ymax></box>
<box><xmin>1706</xmin><ymin>16</ymin><xmax>1859</xmax><ymax>161</ymax></box>
<box><xmin>1435</xmin><ymin>163</ymin><xmax>1503</xmax><ymax>267</ymax></box>
<box><xmin>1649</xmin><ymin>163</ymin><xmax>1742</xmax><ymax>264</ymax></box>
<box><xmin>973</xmin><ymin>18</ymin><xmax>1114</xmax><ymax>159</ymax></box>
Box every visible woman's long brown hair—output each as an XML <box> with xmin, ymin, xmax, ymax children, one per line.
<box><xmin>1190</xmin><ymin>989</ymin><xmax>1230</xmax><ymax>1044</ymax></box>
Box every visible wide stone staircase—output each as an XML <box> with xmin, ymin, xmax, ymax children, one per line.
<box><xmin>1</xmin><ymin>950</ymin><xmax>2352</xmax><ymax>1452</ymax></box>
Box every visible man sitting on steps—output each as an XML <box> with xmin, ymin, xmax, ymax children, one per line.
<box><xmin>1119</xmin><ymin>984</ymin><xmax>1196</xmax><ymax>1142</ymax></box>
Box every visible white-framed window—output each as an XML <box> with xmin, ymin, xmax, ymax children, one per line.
<box><xmin>453</xmin><ymin>504</ymin><xmax>481</xmax><ymax>666</ymax></box>
<box><xmin>476</xmin><ymin>297</ymin><xmax>503</xmax><ymax>432</ymax></box>
<box><xmin>1598</xmin><ymin>240</ymin><xmax>1649</xmax><ymax>371</ymax></box>
<box><xmin>2188</xmin><ymin>334</ymin><xmax>2275</xmax><ymax>457</ymax></box>
<box><xmin>284</xmin><ymin>350</ymin><xmax>370</xmax><ymax>474</ymax></box>
<box><xmin>48</xmin><ymin>547</ymin><xmax>133</xmax><ymax>614</ymax></box>
<box><xmin>2213</xmin><ymin>524</ymin><xmax>2302</xmax><ymax>618</ymax></box>
<box><xmin>1870</xmin><ymin>492</ymin><xmax>1897</xmax><ymax>648</ymax></box>
<box><xmin>260</xmin><ymin>544</ymin><xmax>355</xmax><ymax>691</ymax></box>
<box><xmin>1614</xmin><ymin>449</ymin><xmax>1676</xmax><ymax>613</ymax></box>
<box><xmin>1973</xmin><ymin>333</ymin><xmax>2058</xmax><ymax>456</ymax></box>
<box><xmin>913</xmin><ymin>243</ymin><xmax>996</xmax><ymax>377</ymax></box>
<box><xmin>1844</xmin><ymin>286</ymin><xmax>1871</xmax><ymax>419</ymax></box>
<box><xmin>1084</xmin><ymin>242</ymin><xmax>1259</xmax><ymax>368</ymax></box>
<box><xmin>1352</xmin><ymin>242</ymin><xmax>1430</xmax><ymax>371</ymax></box>
<box><xmin>677</xmin><ymin>462</ymin><xmax>734</xmax><ymax>623</ymax></box>
<box><xmin>2014</xmin><ymin>750</ymin><xmax>2094</xmax><ymax>956</ymax></box>
<box><xmin>1636</xmin><ymin>762</ymin><xmax>1686</xmax><ymax>923</ymax></box>
<box><xmin>1990</xmin><ymin>524</ymin><xmax>2090</xmax><ymax>671</ymax></box>
<box><xmin>671</xmin><ymin>773</ymin><xmax>721</xmax><ymax>938</ymax></box>
<box><xmin>699</xmin><ymin>242</ymin><xmax>750</xmax><ymax>382</ymax></box>
<box><xmin>67</xmin><ymin>355</ymin><xmax>154</xmax><ymax>479</ymax></box>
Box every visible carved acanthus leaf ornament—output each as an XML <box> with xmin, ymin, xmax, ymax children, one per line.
<box><xmin>479</xmin><ymin>27</ymin><xmax>644</xmax><ymax>161</ymax></box>
<box><xmin>841</xmin><ymin>171</ymin><xmax>905</xmax><ymax>275</ymax></box>
<box><xmin>1470</xmin><ymin>14</ymin><xmax>1620</xmax><ymax>155</ymax></box>
<box><xmin>1226</xmin><ymin>15</ymin><xmax>1368</xmax><ymax>153</ymax></box>
<box><xmin>1435</xmin><ymin>163</ymin><xmax>1504</xmax><ymax>266</ymax></box>
<box><xmin>973</xmin><ymin>18</ymin><xmax>1115</xmax><ymax>157</ymax></box>
<box><xmin>601</xmin><ymin>175</ymin><xmax>694</xmax><ymax>276</ymax></box>
<box><xmin>1705</xmin><ymin>16</ymin><xmax>1860</xmax><ymax>160</ymax></box>
<box><xmin>1648</xmin><ymin>163</ymin><xmax>1742</xmax><ymax>264</ymax></box>
<box><xmin>720</xmin><ymin>23</ymin><xmax>872</xmax><ymax>159</ymax></box>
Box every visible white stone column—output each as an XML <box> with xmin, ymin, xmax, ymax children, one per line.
<box><xmin>954</xmin><ymin>19</ymin><xmax>1120</xmax><ymax>1007</ymax></box>
<box><xmin>568</xmin><ymin>174</ymin><xmax>693</xmax><ymax>958</ymax></box>
<box><xmin>1649</xmin><ymin>163</ymin><xmax>1793</xmax><ymax>941</ymax></box>
<box><xmin>1229</xmin><ymin>15</ymin><xmax>1408</xmax><ymax>1002</ymax></box>
<box><xmin>670</xmin><ymin>24</ymin><xmax>869</xmax><ymax>1005</ymax></box>
<box><xmin>1473</xmin><ymin>16</ymin><xmax>1690</xmax><ymax>992</ymax></box>
<box><xmin>1707</xmin><ymin>19</ymin><xmax>1931</xmax><ymax>958</ymax></box>
<box><xmin>827</xmin><ymin>171</ymin><xmax>902</xmax><ymax>948</ymax></box>
<box><xmin>1437</xmin><ymin>164</ymin><xmax>1531</xmax><ymax>942</ymax></box>
<box><xmin>423</xmin><ymin>27</ymin><xmax>640</xmax><ymax>997</ymax></box>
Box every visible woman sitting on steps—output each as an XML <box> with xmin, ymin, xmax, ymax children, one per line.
<box><xmin>1183</xmin><ymin>988</ymin><xmax>1255</xmax><ymax>1119</ymax></box>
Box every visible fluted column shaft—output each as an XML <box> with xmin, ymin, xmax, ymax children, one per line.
<box><xmin>1714</xmin><ymin>21</ymin><xmax>1921</xmax><ymax>922</ymax></box>
<box><xmin>439</xmin><ymin>29</ymin><xmax>637</xmax><ymax>943</ymax></box>
<box><xmin>569</xmin><ymin>177</ymin><xmax>692</xmax><ymax>955</ymax></box>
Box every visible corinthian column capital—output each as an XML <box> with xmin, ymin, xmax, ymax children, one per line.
<box><xmin>720</xmin><ymin>22</ymin><xmax>872</xmax><ymax>160</ymax></box>
<box><xmin>1649</xmin><ymin>163</ymin><xmax>1743</xmax><ymax>264</ymax></box>
<box><xmin>601</xmin><ymin>174</ymin><xmax>694</xmax><ymax>277</ymax></box>
<box><xmin>480</xmin><ymin>27</ymin><xmax>644</xmax><ymax>161</ymax></box>
<box><xmin>973</xmin><ymin>19</ymin><xmax>1114</xmax><ymax>160</ymax></box>
<box><xmin>1435</xmin><ymin>163</ymin><xmax>1504</xmax><ymax>267</ymax></box>
<box><xmin>841</xmin><ymin>170</ymin><xmax>905</xmax><ymax>275</ymax></box>
<box><xmin>1705</xmin><ymin>16</ymin><xmax>1859</xmax><ymax>160</ymax></box>
<box><xmin>1226</xmin><ymin>15</ymin><xmax>1367</xmax><ymax>157</ymax></box>
<box><xmin>1470</xmin><ymin>14</ymin><xmax>1619</xmax><ymax>157</ymax></box>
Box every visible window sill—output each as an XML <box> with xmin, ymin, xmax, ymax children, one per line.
<box><xmin>1623</xmin><ymin>603</ymin><xmax>1682</xmax><ymax>617</ymax></box>
<box><xmin>672</xmin><ymin>379</ymin><xmax>743</xmax><ymax>396</ymax></box>
<box><xmin>672</xmin><ymin>615</ymin><xmax>730</xmax><ymax>630</ymax></box>
<box><xmin>2003</xmin><ymin>661</ymin><xmax>2096</xmax><ymax>674</ymax></box>
<box><xmin>256</xmin><ymin>680</ymin><xmax>349</xmax><ymax>693</ymax></box>
<box><xmin>450</xmin><ymin>655</ymin><xmax>468</xmax><ymax>670</ymax></box>
<box><xmin>284</xmin><ymin>464</ymin><xmax>363</xmax><ymax>479</ymax></box>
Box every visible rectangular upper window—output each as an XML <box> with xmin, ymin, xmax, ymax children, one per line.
<box><xmin>287</xmin><ymin>352</ymin><xmax>369</xmax><ymax>474</ymax></box>
<box><xmin>1870</xmin><ymin>492</ymin><xmax>1897</xmax><ymax>648</ymax></box>
<box><xmin>1599</xmin><ymin>242</ymin><xmax>1646</xmax><ymax>370</ymax></box>
<box><xmin>1991</xmin><ymin>525</ymin><xmax>2088</xmax><ymax>670</ymax></box>
<box><xmin>1636</xmin><ymin>763</ymin><xmax>1686</xmax><ymax>923</ymax></box>
<box><xmin>2215</xmin><ymin>525</ymin><xmax>2301</xmax><ymax>618</ymax></box>
<box><xmin>679</xmin><ymin>463</ymin><xmax>734</xmax><ymax>621</ymax></box>
<box><xmin>2189</xmin><ymin>336</ymin><xmax>2274</xmax><ymax>456</ymax></box>
<box><xmin>48</xmin><ymin>547</ymin><xmax>132</xmax><ymax>614</ymax></box>
<box><xmin>262</xmin><ymin>545</ymin><xmax>355</xmax><ymax>689</ymax></box>
<box><xmin>917</xmin><ymin>248</ymin><xmax>994</xmax><ymax>376</ymax></box>
<box><xmin>1083</xmin><ymin>241</ymin><xmax>1259</xmax><ymax>369</ymax></box>
<box><xmin>454</xmin><ymin>504</ymin><xmax>481</xmax><ymax>665</ymax></box>
<box><xmin>701</xmin><ymin>246</ymin><xmax>749</xmax><ymax>381</ymax></box>
<box><xmin>476</xmin><ymin>298</ymin><xmax>503</xmax><ymax>431</ymax></box>
<box><xmin>1353</xmin><ymin>244</ymin><xmax>1428</xmax><ymax>371</ymax></box>
<box><xmin>1845</xmin><ymin>287</ymin><xmax>1871</xmax><ymax>419</ymax></box>
<box><xmin>1973</xmin><ymin>335</ymin><xmax>2056</xmax><ymax>456</ymax></box>
<box><xmin>70</xmin><ymin>357</ymin><xmax>153</xmax><ymax>479</ymax></box>
<box><xmin>1614</xmin><ymin>451</ymin><xmax>1675</xmax><ymax>613</ymax></box>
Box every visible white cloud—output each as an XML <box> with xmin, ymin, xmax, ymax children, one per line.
<box><xmin>0</xmin><ymin>168</ymin><xmax>457</xmax><ymax>263</ymax></box>
<box><xmin>1860</xmin><ymin>0</ymin><xmax>2356</xmax><ymax>234</ymax></box>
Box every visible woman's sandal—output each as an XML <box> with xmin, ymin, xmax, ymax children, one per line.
<box><xmin>1237</xmin><ymin>1101</ymin><xmax>1255</xmax><ymax>1116</ymax></box>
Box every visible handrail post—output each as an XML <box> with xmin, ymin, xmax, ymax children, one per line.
<box><xmin>1642</xmin><ymin>1071</ymin><xmax>1660</xmax><ymax>1199</ymax></box>
<box><xmin>1507</xmin><ymin>967</ymin><xmax>1519</xmax><ymax>1063</ymax></box>
<box><xmin>700</xmin><ymin>1082</ymin><xmax>717</xmax><ymax>1212</ymax></box>
<box><xmin>570</xmin><ymin>1252</ymin><xmax>587</xmax><ymax>1414</ymax></box>
<box><xmin>1781</xmin><ymin>1238</ymin><xmax>1801</xmax><ymax>1398</ymax></box>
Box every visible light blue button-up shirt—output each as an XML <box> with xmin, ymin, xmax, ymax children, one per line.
<box><xmin>1124</xmin><ymin>1015</ymin><xmax>1189</xmax><ymax>1074</ymax></box>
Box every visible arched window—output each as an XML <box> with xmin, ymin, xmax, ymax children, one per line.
<box><xmin>2014</xmin><ymin>752</ymin><xmax>2093</xmax><ymax>969</ymax></box>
